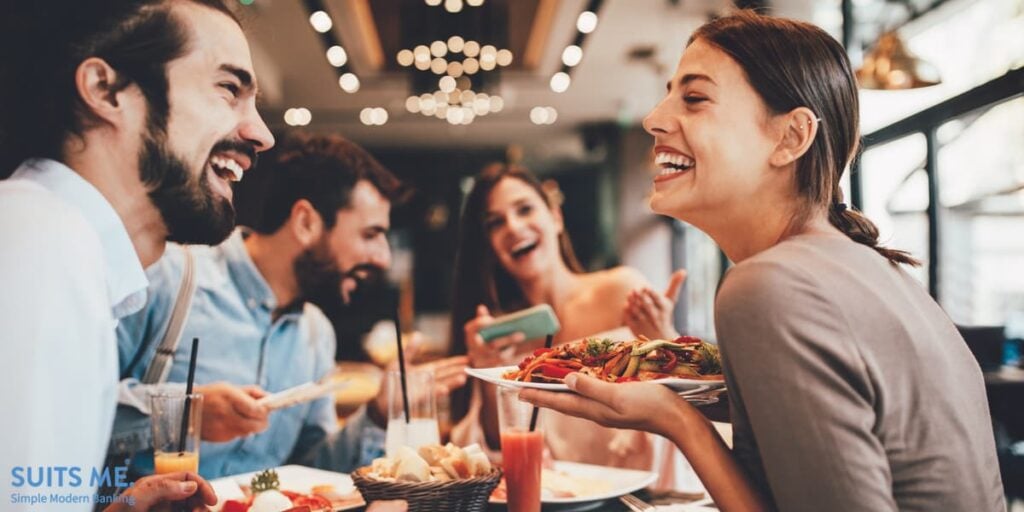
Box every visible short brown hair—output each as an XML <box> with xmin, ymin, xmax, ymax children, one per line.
<box><xmin>249</xmin><ymin>131</ymin><xmax>404</xmax><ymax>234</ymax></box>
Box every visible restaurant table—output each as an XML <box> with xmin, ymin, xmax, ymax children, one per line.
<box><xmin>983</xmin><ymin>365</ymin><xmax>1024</xmax><ymax>498</ymax></box>
<box><xmin>985</xmin><ymin>365</ymin><xmax>1024</xmax><ymax>438</ymax></box>
<box><xmin>346</xmin><ymin>489</ymin><xmax>715</xmax><ymax>511</ymax></box>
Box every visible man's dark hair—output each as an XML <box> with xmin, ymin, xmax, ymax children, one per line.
<box><xmin>250</xmin><ymin>132</ymin><xmax>404</xmax><ymax>234</ymax></box>
<box><xmin>0</xmin><ymin>0</ymin><xmax>237</xmax><ymax>176</ymax></box>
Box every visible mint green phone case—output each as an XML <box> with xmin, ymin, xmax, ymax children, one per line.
<box><xmin>478</xmin><ymin>304</ymin><xmax>561</xmax><ymax>343</ymax></box>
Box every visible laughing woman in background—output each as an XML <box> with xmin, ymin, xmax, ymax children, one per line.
<box><xmin>448</xmin><ymin>164</ymin><xmax>688</xmax><ymax>485</ymax></box>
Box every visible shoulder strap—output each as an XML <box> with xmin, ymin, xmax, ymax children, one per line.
<box><xmin>141</xmin><ymin>246</ymin><xmax>197</xmax><ymax>384</ymax></box>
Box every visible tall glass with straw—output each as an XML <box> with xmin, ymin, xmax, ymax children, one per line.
<box><xmin>151</xmin><ymin>338</ymin><xmax>202</xmax><ymax>474</ymax></box>
<box><xmin>384</xmin><ymin>292</ymin><xmax>441</xmax><ymax>456</ymax></box>
<box><xmin>497</xmin><ymin>334</ymin><xmax>552</xmax><ymax>512</ymax></box>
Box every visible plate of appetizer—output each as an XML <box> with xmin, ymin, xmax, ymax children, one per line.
<box><xmin>466</xmin><ymin>336</ymin><xmax>725</xmax><ymax>393</ymax></box>
<box><xmin>209</xmin><ymin>466</ymin><xmax>364</xmax><ymax>512</ymax></box>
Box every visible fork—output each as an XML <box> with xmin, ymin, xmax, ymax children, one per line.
<box><xmin>620</xmin><ymin>493</ymin><xmax>657</xmax><ymax>512</ymax></box>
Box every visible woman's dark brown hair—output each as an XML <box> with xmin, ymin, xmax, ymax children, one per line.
<box><xmin>692</xmin><ymin>10</ymin><xmax>918</xmax><ymax>266</ymax></box>
<box><xmin>448</xmin><ymin>164</ymin><xmax>583</xmax><ymax>419</ymax></box>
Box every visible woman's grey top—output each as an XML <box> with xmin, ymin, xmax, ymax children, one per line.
<box><xmin>715</xmin><ymin>233</ymin><xmax>1005</xmax><ymax>512</ymax></box>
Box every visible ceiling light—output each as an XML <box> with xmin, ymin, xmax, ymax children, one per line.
<box><xmin>309</xmin><ymin>10</ymin><xmax>333</xmax><ymax>33</ymax></box>
<box><xmin>327</xmin><ymin>46</ymin><xmax>348</xmax><ymax>67</ymax></box>
<box><xmin>577</xmin><ymin>11</ymin><xmax>598</xmax><ymax>34</ymax></box>
<box><xmin>544</xmin><ymin>107</ymin><xmax>557</xmax><ymax>124</ymax></box>
<box><xmin>562</xmin><ymin>45</ymin><xmax>583</xmax><ymax>67</ymax></box>
<box><xmin>360</xmin><ymin>107</ymin><xmax>388</xmax><ymax>126</ymax></box>
<box><xmin>414</xmin><ymin>45</ymin><xmax>431</xmax><ymax>62</ymax></box>
<box><xmin>430</xmin><ymin>58</ymin><xmax>448</xmax><ymax>74</ymax></box>
<box><xmin>480</xmin><ymin>59</ymin><xmax>496</xmax><ymax>71</ymax></box>
<box><xmin>447</xmin><ymin>36</ymin><xmax>465</xmax><ymax>54</ymax></box>
<box><xmin>480</xmin><ymin>45</ymin><xmax>497</xmax><ymax>63</ymax></box>
<box><xmin>405</xmin><ymin>96</ymin><xmax>422</xmax><ymax>113</ymax></box>
<box><xmin>467</xmin><ymin>0</ymin><xmax>484</xmax><ymax>6</ymax></box>
<box><xmin>488</xmin><ymin>95</ymin><xmax>504</xmax><ymax>112</ymax></box>
<box><xmin>425</xmin><ymin>0</ymin><xmax>442</xmax><ymax>5</ymax></box>
<box><xmin>462</xmin><ymin>107</ymin><xmax>476</xmax><ymax>124</ymax></box>
<box><xmin>496</xmin><ymin>49</ymin><xmax>513</xmax><ymax>67</ymax></box>
<box><xmin>463</xmin><ymin>58</ymin><xmax>480</xmax><ymax>74</ymax></box>
<box><xmin>473</xmin><ymin>95</ymin><xmax>490</xmax><ymax>115</ymax></box>
<box><xmin>550</xmin><ymin>72</ymin><xmax>571</xmax><ymax>93</ymax></box>
<box><xmin>460</xmin><ymin>89</ymin><xmax>475</xmax><ymax>105</ymax></box>
<box><xmin>445</xmin><ymin>0</ymin><xmax>463</xmax><ymax>13</ymax></box>
<box><xmin>430</xmin><ymin>41</ymin><xmax>448</xmax><ymax>58</ymax></box>
<box><xmin>856</xmin><ymin>32</ymin><xmax>941</xmax><ymax>90</ymax></box>
<box><xmin>338</xmin><ymin>73</ymin><xmax>360</xmax><ymax>93</ymax></box>
<box><xmin>463</xmin><ymin>40</ymin><xmax>480</xmax><ymax>57</ymax></box>
<box><xmin>447</xmin><ymin>60</ymin><xmax>464</xmax><ymax>77</ymax></box>
<box><xmin>530</xmin><ymin>106</ymin><xmax>548</xmax><ymax>125</ymax></box>
<box><xmin>447</xmin><ymin>106</ymin><xmax>465</xmax><ymax>124</ymax></box>
<box><xmin>396</xmin><ymin>49</ymin><xmax>414</xmax><ymax>67</ymax></box>
<box><xmin>439</xmin><ymin>76</ymin><xmax>457</xmax><ymax>93</ymax></box>
<box><xmin>421</xmin><ymin>94</ymin><xmax>437</xmax><ymax>111</ymax></box>
<box><xmin>284</xmin><ymin>108</ymin><xmax>299</xmax><ymax>126</ymax></box>
<box><xmin>530</xmin><ymin>106</ymin><xmax>557</xmax><ymax>125</ymax></box>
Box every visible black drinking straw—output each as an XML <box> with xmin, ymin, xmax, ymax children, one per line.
<box><xmin>177</xmin><ymin>337</ymin><xmax>199</xmax><ymax>453</ymax></box>
<box><xmin>394</xmin><ymin>293</ymin><xmax>411</xmax><ymax>424</ymax></box>
<box><xmin>528</xmin><ymin>334</ymin><xmax>554</xmax><ymax>432</ymax></box>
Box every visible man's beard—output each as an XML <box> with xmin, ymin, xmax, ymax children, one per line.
<box><xmin>294</xmin><ymin>238</ymin><xmax>386</xmax><ymax>309</ymax></box>
<box><xmin>139</xmin><ymin>132</ymin><xmax>249</xmax><ymax>245</ymax></box>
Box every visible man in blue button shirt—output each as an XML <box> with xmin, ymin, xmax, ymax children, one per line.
<box><xmin>112</xmin><ymin>132</ymin><xmax>468</xmax><ymax>478</ymax></box>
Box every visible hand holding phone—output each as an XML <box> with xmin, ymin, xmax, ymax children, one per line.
<box><xmin>478</xmin><ymin>304</ymin><xmax>560</xmax><ymax>343</ymax></box>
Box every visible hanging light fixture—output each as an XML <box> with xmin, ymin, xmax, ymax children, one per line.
<box><xmin>856</xmin><ymin>31</ymin><xmax>940</xmax><ymax>90</ymax></box>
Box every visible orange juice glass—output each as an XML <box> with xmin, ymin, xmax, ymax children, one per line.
<box><xmin>497</xmin><ymin>386</ymin><xmax>543</xmax><ymax>512</ymax></box>
<box><xmin>150</xmin><ymin>393</ymin><xmax>203</xmax><ymax>474</ymax></box>
<box><xmin>153</xmin><ymin>451</ymin><xmax>199</xmax><ymax>474</ymax></box>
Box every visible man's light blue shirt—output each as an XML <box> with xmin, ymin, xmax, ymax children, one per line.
<box><xmin>113</xmin><ymin>229</ymin><xmax>384</xmax><ymax>478</ymax></box>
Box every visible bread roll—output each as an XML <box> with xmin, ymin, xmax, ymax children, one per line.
<box><xmin>395</xmin><ymin>446</ymin><xmax>431</xmax><ymax>482</ymax></box>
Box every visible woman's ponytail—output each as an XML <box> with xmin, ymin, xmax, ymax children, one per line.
<box><xmin>827</xmin><ymin>202</ymin><xmax>921</xmax><ymax>266</ymax></box>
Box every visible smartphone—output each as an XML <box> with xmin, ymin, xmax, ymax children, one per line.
<box><xmin>478</xmin><ymin>304</ymin><xmax>560</xmax><ymax>343</ymax></box>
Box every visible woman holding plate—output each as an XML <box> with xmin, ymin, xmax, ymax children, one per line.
<box><xmin>520</xmin><ymin>10</ymin><xmax>1004</xmax><ymax>512</ymax></box>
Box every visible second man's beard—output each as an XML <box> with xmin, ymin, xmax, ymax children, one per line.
<box><xmin>293</xmin><ymin>241</ymin><xmax>344</xmax><ymax>308</ymax></box>
<box><xmin>295</xmin><ymin>245</ymin><xmax>387</xmax><ymax>310</ymax></box>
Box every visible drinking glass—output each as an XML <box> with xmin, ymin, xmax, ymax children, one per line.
<box><xmin>384</xmin><ymin>369</ymin><xmax>440</xmax><ymax>457</ymax></box>
<box><xmin>150</xmin><ymin>393</ymin><xmax>203</xmax><ymax>474</ymax></box>
<box><xmin>497</xmin><ymin>386</ymin><xmax>543</xmax><ymax>512</ymax></box>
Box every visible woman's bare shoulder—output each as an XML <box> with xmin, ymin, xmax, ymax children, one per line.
<box><xmin>582</xmin><ymin>266</ymin><xmax>649</xmax><ymax>298</ymax></box>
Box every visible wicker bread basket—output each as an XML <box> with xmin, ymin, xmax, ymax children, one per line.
<box><xmin>352</xmin><ymin>466</ymin><xmax>502</xmax><ymax>512</ymax></box>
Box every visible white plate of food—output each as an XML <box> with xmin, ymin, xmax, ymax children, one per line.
<box><xmin>466</xmin><ymin>365</ymin><xmax>724</xmax><ymax>393</ymax></box>
<box><xmin>209</xmin><ymin>465</ymin><xmax>364</xmax><ymax>512</ymax></box>
<box><xmin>468</xmin><ymin>337</ymin><xmax>725</xmax><ymax>392</ymax></box>
<box><xmin>489</xmin><ymin>460</ymin><xmax>658</xmax><ymax>507</ymax></box>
